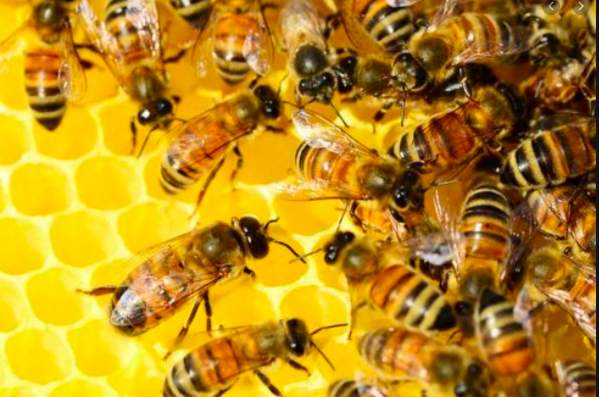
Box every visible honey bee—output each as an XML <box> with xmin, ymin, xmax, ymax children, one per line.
<box><xmin>169</xmin><ymin>0</ymin><xmax>213</xmax><ymax>30</ymax></box>
<box><xmin>328</xmin><ymin>378</ymin><xmax>391</xmax><ymax>397</ymax></box>
<box><xmin>525</xmin><ymin>244</ymin><xmax>596</xmax><ymax>346</ymax></box>
<box><xmin>287</xmin><ymin>109</ymin><xmax>436</xmax><ymax>239</ymax></box>
<box><xmin>557</xmin><ymin>361</ymin><xmax>597</xmax><ymax>397</ymax></box>
<box><xmin>78</xmin><ymin>0</ymin><xmax>177</xmax><ymax>148</ymax></box>
<box><xmin>390</xmin><ymin>0</ymin><xmax>530</xmax><ymax>101</ymax></box>
<box><xmin>388</xmin><ymin>84</ymin><xmax>524</xmax><ymax>174</ymax></box>
<box><xmin>0</xmin><ymin>0</ymin><xmax>87</xmax><ymax>131</ymax></box>
<box><xmin>160</xmin><ymin>84</ymin><xmax>281</xmax><ymax>209</ymax></box>
<box><xmin>500</xmin><ymin>116</ymin><xmax>596</xmax><ymax>189</ymax></box>
<box><xmin>191</xmin><ymin>0</ymin><xmax>274</xmax><ymax>85</ymax></box>
<box><xmin>163</xmin><ymin>319</ymin><xmax>345</xmax><ymax>397</ymax></box>
<box><xmin>475</xmin><ymin>288</ymin><xmax>535</xmax><ymax>377</ymax></box>
<box><xmin>527</xmin><ymin>183</ymin><xmax>596</xmax><ymax>262</ymax></box>
<box><xmin>359</xmin><ymin>327</ymin><xmax>490</xmax><ymax>397</ymax></box>
<box><xmin>322</xmin><ymin>231</ymin><xmax>457</xmax><ymax>335</ymax></box>
<box><xmin>78</xmin><ymin>216</ymin><xmax>304</xmax><ymax>354</ymax></box>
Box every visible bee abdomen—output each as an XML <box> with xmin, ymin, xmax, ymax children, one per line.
<box><xmin>328</xmin><ymin>379</ymin><xmax>389</xmax><ymax>397</ymax></box>
<box><xmin>160</xmin><ymin>153</ymin><xmax>199</xmax><ymax>194</ymax></box>
<box><xmin>360</xmin><ymin>0</ymin><xmax>413</xmax><ymax>52</ymax></box>
<box><xmin>370</xmin><ymin>265</ymin><xmax>457</xmax><ymax>333</ymax></box>
<box><xmin>561</xmin><ymin>361</ymin><xmax>597</xmax><ymax>397</ymax></box>
<box><xmin>169</xmin><ymin>0</ymin><xmax>212</xmax><ymax>29</ymax></box>
<box><xmin>213</xmin><ymin>17</ymin><xmax>255</xmax><ymax>85</ymax></box>
<box><xmin>477</xmin><ymin>288</ymin><xmax>534</xmax><ymax>376</ymax></box>
<box><xmin>24</xmin><ymin>50</ymin><xmax>66</xmax><ymax>131</ymax></box>
<box><xmin>295</xmin><ymin>141</ymin><xmax>356</xmax><ymax>185</ymax></box>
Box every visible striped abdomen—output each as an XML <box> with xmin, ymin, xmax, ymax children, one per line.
<box><xmin>560</xmin><ymin>361</ymin><xmax>597</xmax><ymax>397</ymax></box>
<box><xmin>441</xmin><ymin>13</ymin><xmax>524</xmax><ymax>61</ymax></box>
<box><xmin>390</xmin><ymin>104</ymin><xmax>485</xmax><ymax>173</ymax></box>
<box><xmin>369</xmin><ymin>265</ymin><xmax>457</xmax><ymax>334</ymax></box>
<box><xmin>295</xmin><ymin>140</ymin><xmax>361</xmax><ymax>188</ymax></box>
<box><xmin>328</xmin><ymin>379</ymin><xmax>389</xmax><ymax>397</ymax></box>
<box><xmin>353</xmin><ymin>0</ymin><xmax>414</xmax><ymax>52</ymax></box>
<box><xmin>169</xmin><ymin>0</ymin><xmax>212</xmax><ymax>29</ymax></box>
<box><xmin>24</xmin><ymin>48</ymin><xmax>66</xmax><ymax>131</ymax></box>
<box><xmin>359</xmin><ymin>327</ymin><xmax>431</xmax><ymax>380</ymax></box>
<box><xmin>212</xmin><ymin>14</ymin><xmax>257</xmax><ymax>85</ymax></box>
<box><xmin>501</xmin><ymin>122</ymin><xmax>596</xmax><ymax>189</ymax></box>
<box><xmin>476</xmin><ymin>288</ymin><xmax>534</xmax><ymax>376</ymax></box>
<box><xmin>110</xmin><ymin>249</ymin><xmax>199</xmax><ymax>335</ymax></box>
<box><xmin>164</xmin><ymin>332</ymin><xmax>269</xmax><ymax>397</ymax></box>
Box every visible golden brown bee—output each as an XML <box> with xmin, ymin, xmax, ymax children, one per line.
<box><xmin>192</xmin><ymin>0</ymin><xmax>273</xmax><ymax>85</ymax></box>
<box><xmin>500</xmin><ymin>116</ymin><xmax>596</xmax><ymax>189</ymax></box>
<box><xmin>160</xmin><ymin>84</ymin><xmax>281</xmax><ymax>209</ymax></box>
<box><xmin>169</xmin><ymin>0</ymin><xmax>214</xmax><ymax>30</ymax></box>
<box><xmin>388</xmin><ymin>84</ymin><xmax>524</xmax><ymax>174</ymax></box>
<box><xmin>557</xmin><ymin>361</ymin><xmax>597</xmax><ymax>397</ymax></box>
<box><xmin>525</xmin><ymin>244</ymin><xmax>596</xmax><ymax>346</ymax></box>
<box><xmin>163</xmin><ymin>319</ymin><xmax>344</xmax><ymax>397</ymax></box>
<box><xmin>527</xmin><ymin>184</ymin><xmax>596</xmax><ymax>262</ymax></box>
<box><xmin>475</xmin><ymin>288</ymin><xmax>535</xmax><ymax>377</ymax></box>
<box><xmin>359</xmin><ymin>327</ymin><xmax>490</xmax><ymax>397</ymax></box>
<box><xmin>78</xmin><ymin>0</ymin><xmax>177</xmax><ymax>147</ymax></box>
<box><xmin>334</xmin><ymin>0</ymin><xmax>416</xmax><ymax>54</ymax></box>
<box><xmin>287</xmin><ymin>109</ymin><xmax>436</xmax><ymax>239</ymax></box>
<box><xmin>0</xmin><ymin>0</ymin><xmax>87</xmax><ymax>131</ymax></box>
<box><xmin>322</xmin><ymin>231</ymin><xmax>457</xmax><ymax>335</ymax></box>
<box><xmin>78</xmin><ymin>216</ymin><xmax>304</xmax><ymax>351</ymax></box>
<box><xmin>328</xmin><ymin>378</ymin><xmax>391</xmax><ymax>397</ymax></box>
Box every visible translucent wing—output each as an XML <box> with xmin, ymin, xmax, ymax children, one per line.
<box><xmin>125</xmin><ymin>0</ymin><xmax>164</xmax><ymax>74</ymax></box>
<box><xmin>386</xmin><ymin>0</ymin><xmax>422</xmax><ymax>6</ymax></box>
<box><xmin>242</xmin><ymin>0</ymin><xmax>273</xmax><ymax>76</ymax></box>
<box><xmin>333</xmin><ymin>0</ymin><xmax>388</xmax><ymax>55</ymax></box>
<box><xmin>170</xmin><ymin>323</ymin><xmax>268</xmax><ymax>351</ymax></box>
<box><xmin>292</xmin><ymin>109</ymin><xmax>379</xmax><ymax>159</ymax></box>
<box><xmin>58</xmin><ymin>22</ymin><xmax>87</xmax><ymax>103</ymax></box>
<box><xmin>400</xmin><ymin>232</ymin><xmax>457</xmax><ymax>266</ymax></box>
<box><xmin>190</xmin><ymin>4</ymin><xmax>219</xmax><ymax>77</ymax></box>
<box><xmin>280</xmin><ymin>0</ymin><xmax>327</xmax><ymax>59</ymax></box>
<box><xmin>273</xmin><ymin>178</ymin><xmax>371</xmax><ymax>201</ymax></box>
<box><xmin>431</xmin><ymin>184</ymin><xmax>462</xmax><ymax>268</ymax></box>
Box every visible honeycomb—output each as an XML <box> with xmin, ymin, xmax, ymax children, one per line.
<box><xmin>0</xmin><ymin>0</ymin><xmax>595</xmax><ymax>396</ymax></box>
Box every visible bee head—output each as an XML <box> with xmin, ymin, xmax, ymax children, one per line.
<box><xmin>294</xmin><ymin>44</ymin><xmax>329</xmax><ymax>77</ymax></box>
<box><xmin>33</xmin><ymin>0</ymin><xmax>67</xmax><ymax>32</ymax></box>
<box><xmin>323</xmin><ymin>231</ymin><xmax>356</xmax><ymax>265</ymax></box>
<box><xmin>391</xmin><ymin>170</ymin><xmax>424</xmax><ymax>211</ymax></box>
<box><xmin>285</xmin><ymin>318</ymin><xmax>311</xmax><ymax>357</ymax></box>
<box><xmin>528</xmin><ymin>251</ymin><xmax>561</xmax><ymax>287</ymax></box>
<box><xmin>414</xmin><ymin>35</ymin><xmax>451</xmax><ymax>73</ymax></box>
<box><xmin>138</xmin><ymin>98</ymin><xmax>175</xmax><ymax>126</ymax></box>
<box><xmin>298</xmin><ymin>72</ymin><xmax>336</xmax><ymax>102</ymax></box>
<box><xmin>253</xmin><ymin>85</ymin><xmax>281</xmax><ymax>119</ymax></box>
<box><xmin>236</xmin><ymin>216</ymin><xmax>270</xmax><ymax>259</ymax></box>
<box><xmin>356</xmin><ymin>58</ymin><xmax>392</xmax><ymax>96</ymax></box>
<box><xmin>392</xmin><ymin>52</ymin><xmax>429</xmax><ymax>92</ymax></box>
<box><xmin>530</xmin><ymin>33</ymin><xmax>561</xmax><ymax>63</ymax></box>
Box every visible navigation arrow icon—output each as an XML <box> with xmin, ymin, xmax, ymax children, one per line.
<box><xmin>579</xmin><ymin>1</ymin><xmax>584</xmax><ymax>10</ymax></box>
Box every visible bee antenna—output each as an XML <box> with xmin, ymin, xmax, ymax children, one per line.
<box><xmin>277</xmin><ymin>72</ymin><xmax>289</xmax><ymax>96</ymax></box>
<box><xmin>330</xmin><ymin>101</ymin><xmax>349</xmax><ymax>128</ymax></box>
<box><xmin>289</xmin><ymin>247</ymin><xmax>323</xmax><ymax>263</ymax></box>
<box><xmin>137</xmin><ymin>125</ymin><xmax>161</xmax><ymax>159</ymax></box>
<box><xmin>267</xmin><ymin>237</ymin><xmax>307</xmax><ymax>264</ymax></box>
<box><xmin>263</xmin><ymin>217</ymin><xmax>280</xmax><ymax>233</ymax></box>
<box><xmin>400</xmin><ymin>81</ymin><xmax>407</xmax><ymax>127</ymax></box>
<box><xmin>282</xmin><ymin>100</ymin><xmax>303</xmax><ymax>110</ymax></box>
<box><xmin>310</xmin><ymin>323</ymin><xmax>348</xmax><ymax>336</ymax></box>
<box><xmin>310</xmin><ymin>341</ymin><xmax>336</xmax><ymax>371</ymax></box>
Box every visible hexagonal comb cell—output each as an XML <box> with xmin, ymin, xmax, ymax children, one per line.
<box><xmin>27</xmin><ymin>268</ymin><xmax>87</xmax><ymax>326</ymax></box>
<box><xmin>10</xmin><ymin>164</ymin><xmax>70</xmax><ymax>216</ymax></box>
<box><xmin>50</xmin><ymin>212</ymin><xmax>117</xmax><ymax>267</ymax></box>
<box><xmin>6</xmin><ymin>329</ymin><xmax>72</xmax><ymax>384</ymax></box>
<box><xmin>49</xmin><ymin>380</ymin><xmax>114</xmax><ymax>397</ymax></box>
<box><xmin>33</xmin><ymin>108</ymin><xmax>98</xmax><ymax>160</ymax></box>
<box><xmin>76</xmin><ymin>157</ymin><xmax>140</xmax><ymax>210</ymax></box>
<box><xmin>0</xmin><ymin>115</ymin><xmax>27</xmax><ymax>165</ymax></box>
<box><xmin>97</xmin><ymin>100</ymin><xmax>139</xmax><ymax>156</ymax></box>
<box><xmin>0</xmin><ymin>56</ymin><xmax>27</xmax><ymax>111</ymax></box>
<box><xmin>117</xmin><ymin>202</ymin><xmax>189</xmax><ymax>253</ymax></box>
<box><xmin>0</xmin><ymin>218</ymin><xmax>47</xmax><ymax>275</ymax></box>
<box><xmin>0</xmin><ymin>277</ymin><xmax>28</xmax><ymax>332</ymax></box>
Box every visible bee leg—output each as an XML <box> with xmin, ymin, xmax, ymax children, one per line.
<box><xmin>243</xmin><ymin>267</ymin><xmax>256</xmax><ymax>278</ymax></box>
<box><xmin>229</xmin><ymin>144</ymin><xmax>244</xmax><ymax>186</ymax></box>
<box><xmin>341</xmin><ymin>93</ymin><xmax>361</xmax><ymax>104</ymax></box>
<box><xmin>213</xmin><ymin>383</ymin><xmax>236</xmax><ymax>397</ymax></box>
<box><xmin>374</xmin><ymin>101</ymin><xmax>394</xmax><ymax>122</ymax></box>
<box><xmin>164</xmin><ymin>48</ymin><xmax>188</xmax><ymax>64</ymax></box>
<box><xmin>130</xmin><ymin>117</ymin><xmax>138</xmax><ymax>155</ymax></box>
<box><xmin>195</xmin><ymin>156</ymin><xmax>226</xmax><ymax>214</ymax></box>
<box><xmin>76</xmin><ymin>285</ymin><xmax>117</xmax><ymax>296</ymax></box>
<box><xmin>348</xmin><ymin>300</ymin><xmax>368</xmax><ymax>341</ymax></box>
<box><xmin>204</xmin><ymin>291</ymin><xmax>213</xmax><ymax>335</ymax></box>
<box><xmin>457</xmin><ymin>66</ymin><xmax>474</xmax><ymax>99</ymax></box>
<box><xmin>164</xmin><ymin>294</ymin><xmax>204</xmax><ymax>360</ymax></box>
<box><xmin>286</xmin><ymin>359</ymin><xmax>311</xmax><ymax>376</ymax></box>
<box><xmin>349</xmin><ymin>202</ymin><xmax>366</xmax><ymax>233</ymax></box>
<box><xmin>254</xmin><ymin>371</ymin><xmax>282</xmax><ymax>397</ymax></box>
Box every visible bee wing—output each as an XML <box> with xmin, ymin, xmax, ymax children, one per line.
<box><xmin>385</xmin><ymin>0</ymin><xmax>422</xmax><ymax>6</ymax></box>
<box><xmin>125</xmin><ymin>0</ymin><xmax>165</xmax><ymax>75</ymax></box>
<box><xmin>242</xmin><ymin>0</ymin><xmax>274</xmax><ymax>76</ymax></box>
<box><xmin>0</xmin><ymin>16</ymin><xmax>30</xmax><ymax>53</ymax></box>
<box><xmin>273</xmin><ymin>178</ymin><xmax>371</xmax><ymax>201</ymax></box>
<box><xmin>58</xmin><ymin>22</ymin><xmax>88</xmax><ymax>104</ymax></box>
<box><xmin>169</xmin><ymin>323</ymin><xmax>264</xmax><ymax>351</ymax></box>
<box><xmin>431</xmin><ymin>185</ymin><xmax>462</xmax><ymax>268</ymax></box>
<box><xmin>280</xmin><ymin>0</ymin><xmax>327</xmax><ymax>54</ymax></box>
<box><xmin>400</xmin><ymin>233</ymin><xmax>457</xmax><ymax>266</ymax></box>
<box><xmin>190</xmin><ymin>4</ymin><xmax>219</xmax><ymax>77</ymax></box>
<box><xmin>452</xmin><ymin>28</ymin><xmax>530</xmax><ymax>66</ymax></box>
<box><xmin>292</xmin><ymin>109</ymin><xmax>379</xmax><ymax>159</ymax></box>
<box><xmin>333</xmin><ymin>0</ymin><xmax>388</xmax><ymax>55</ymax></box>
